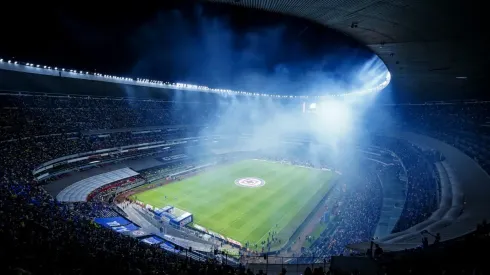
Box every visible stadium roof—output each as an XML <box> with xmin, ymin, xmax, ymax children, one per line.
<box><xmin>206</xmin><ymin>0</ymin><xmax>487</xmax><ymax>102</ymax></box>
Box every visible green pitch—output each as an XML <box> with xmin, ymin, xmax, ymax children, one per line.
<box><xmin>133</xmin><ymin>159</ymin><xmax>334</xmax><ymax>248</ymax></box>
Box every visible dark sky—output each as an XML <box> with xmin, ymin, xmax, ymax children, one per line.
<box><xmin>0</xmin><ymin>2</ymin><xmax>382</xmax><ymax>96</ymax></box>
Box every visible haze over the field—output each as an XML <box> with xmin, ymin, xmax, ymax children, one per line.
<box><xmin>128</xmin><ymin>4</ymin><xmax>388</xmax><ymax>96</ymax></box>
<box><xmin>124</xmin><ymin>3</ymin><xmax>393</xmax><ymax>173</ymax></box>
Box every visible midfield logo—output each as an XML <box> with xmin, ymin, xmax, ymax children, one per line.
<box><xmin>235</xmin><ymin>177</ymin><xmax>266</xmax><ymax>188</ymax></box>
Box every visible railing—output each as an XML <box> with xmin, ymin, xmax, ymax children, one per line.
<box><xmin>242</xmin><ymin>256</ymin><xmax>329</xmax><ymax>275</ymax></box>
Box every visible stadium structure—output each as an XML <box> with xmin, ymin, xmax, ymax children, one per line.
<box><xmin>1</xmin><ymin>1</ymin><xmax>489</xmax><ymax>275</ymax></box>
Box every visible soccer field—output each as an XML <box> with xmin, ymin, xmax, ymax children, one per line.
<box><xmin>133</xmin><ymin>159</ymin><xmax>334</xmax><ymax>248</ymax></box>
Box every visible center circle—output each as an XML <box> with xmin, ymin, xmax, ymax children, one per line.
<box><xmin>235</xmin><ymin>177</ymin><xmax>265</xmax><ymax>188</ymax></box>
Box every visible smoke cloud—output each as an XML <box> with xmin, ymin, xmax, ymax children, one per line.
<box><xmin>125</xmin><ymin>4</ymin><xmax>392</xmax><ymax>173</ymax></box>
<box><xmin>128</xmin><ymin>4</ymin><xmax>384</xmax><ymax>96</ymax></box>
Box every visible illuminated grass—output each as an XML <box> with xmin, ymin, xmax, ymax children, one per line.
<box><xmin>133</xmin><ymin>159</ymin><xmax>334</xmax><ymax>248</ymax></box>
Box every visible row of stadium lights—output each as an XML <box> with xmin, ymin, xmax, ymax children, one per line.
<box><xmin>0</xmin><ymin>58</ymin><xmax>390</xmax><ymax>99</ymax></box>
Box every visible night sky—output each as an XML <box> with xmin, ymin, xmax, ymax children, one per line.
<box><xmin>0</xmin><ymin>2</ymin><xmax>379</xmax><ymax>96</ymax></box>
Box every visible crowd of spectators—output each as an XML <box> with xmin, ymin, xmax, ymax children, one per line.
<box><xmin>373</xmin><ymin>137</ymin><xmax>440</xmax><ymax>233</ymax></box>
<box><xmin>1</xmin><ymin>90</ymin><xmax>489</xmax><ymax>273</ymax></box>
<box><xmin>386</xmin><ymin>102</ymin><xmax>490</xmax><ymax>174</ymax></box>
<box><xmin>69</xmin><ymin>201</ymin><xmax>120</xmax><ymax>219</ymax></box>
<box><xmin>0</xmin><ymin>94</ymin><xmax>217</xmax><ymax>273</ymax></box>
<box><xmin>0</xmin><ymin>182</ymin><xmax>251</xmax><ymax>274</ymax></box>
<box><xmin>298</xmin><ymin>163</ymin><xmax>383</xmax><ymax>263</ymax></box>
<box><xmin>372</xmin><ymin>221</ymin><xmax>489</xmax><ymax>275</ymax></box>
<box><xmin>139</xmin><ymin>159</ymin><xmax>206</xmax><ymax>183</ymax></box>
<box><xmin>0</xmin><ymin>137</ymin><xmax>253</xmax><ymax>274</ymax></box>
<box><xmin>1</xmin><ymin>131</ymin><xmax>194</xmax><ymax>170</ymax></box>
<box><xmin>0</xmin><ymin>93</ymin><xmax>214</xmax><ymax>139</ymax></box>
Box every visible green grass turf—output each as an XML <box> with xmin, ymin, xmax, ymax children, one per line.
<box><xmin>133</xmin><ymin>159</ymin><xmax>334</xmax><ymax>248</ymax></box>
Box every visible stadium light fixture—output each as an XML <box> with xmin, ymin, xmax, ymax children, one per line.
<box><xmin>5</xmin><ymin>57</ymin><xmax>390</xmax><ymax>98</ymax></box>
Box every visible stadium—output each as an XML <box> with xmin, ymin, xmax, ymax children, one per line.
<box><xmin>1</xmin><ymin>1</ymin><xmax>488</xmax><ymax>275</ymax></box>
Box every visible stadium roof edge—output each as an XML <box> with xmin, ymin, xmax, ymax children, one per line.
<box><xmin>204</xmin><ymin>0</ymin><xmax>487</xmax><ymax>101</ymax></box>
<box><xmin>0</xmin><ymin>57</ymin><xmax>390</xmax><ymax>99</ymax></box>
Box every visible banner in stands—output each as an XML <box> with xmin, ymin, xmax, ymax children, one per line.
<box><xmin>111</xmin><ymin>223</ymin><xmax>140</xmax><ymax>233</ymax></box>
<box><xmin>94</xmin><ymin>216</ymin><xmax>131</xmax><ymax>228</ymax></box>
<box><xmin>140</xmin><ymin>235</ymin><xmax>165</xmax><ymax>245</ymax></box>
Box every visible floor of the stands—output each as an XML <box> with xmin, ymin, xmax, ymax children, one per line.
<box><xmin>133</xmin><ymin>159</ymin><xmax>334</xmax><ymax>249</ymax></box>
